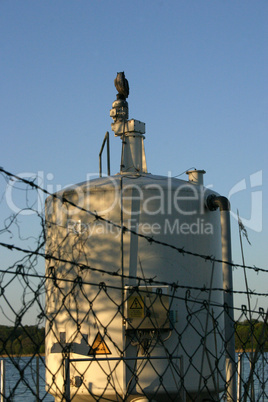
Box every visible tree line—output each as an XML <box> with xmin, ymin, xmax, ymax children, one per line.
<box><xmin>0</xmin><ymin>320</ymin><xmax>267</xmax><ymax>356</ymax></box>
<box><xmin>0</xmin><ymin>325</ymin><xmax>45</xmax><ymax>355</ymax></box>
<box><xmin>235</xmin><ymin>319</ymin><xmax>268</xmax><ymax>351</ymax></box>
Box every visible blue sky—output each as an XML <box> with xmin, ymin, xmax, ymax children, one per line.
<box><xmin>0</xmin><ymin>0</ymin><xmax>267</xmax><ymax>323</ymax></box>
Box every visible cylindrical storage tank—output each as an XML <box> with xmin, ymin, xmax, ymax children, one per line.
<box><xmin>45</xmin><ymin>172</ymin><xmax>226</xmax><ymax>401</ymax></box>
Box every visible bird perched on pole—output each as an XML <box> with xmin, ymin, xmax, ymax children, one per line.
<box><xmin>114</xmin><ymin>72</ymin><xmax>129</xmax><ymax>100</ymax></box>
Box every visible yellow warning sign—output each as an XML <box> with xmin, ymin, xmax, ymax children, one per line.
<box><xmin>88</xmin><ymin>332</ymin><xmax>111</xmax><ymax>355</ymax></box>
<box><xmin>128</xmin><ymin>295</ymin><xmax>144</xmax><ymax>318</ymax></box>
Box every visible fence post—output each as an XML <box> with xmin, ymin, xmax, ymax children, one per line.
<box><xmin>0</xmin><ymin>360</ymin><xmax>6</xmax><ymax>402</ymax></box>
<box><xmin>64</xmin><ymin>356</ymin><xmax>70</xmax><ymax>402</ymax></box>
<box><xmin>36</xmin><ymin>356</ymin><xmax>39</xmax><ymax>402</ymax></box>
<box><xmin>237</xmin><ymin>353</ymin><xmax>243</xmax><ymax>401</ymax></box>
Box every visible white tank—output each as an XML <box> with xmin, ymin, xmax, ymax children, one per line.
<box><xmin>45</xmin><ymin>77</ymin><xmax>226</xmax><ymax>401</ymax></box>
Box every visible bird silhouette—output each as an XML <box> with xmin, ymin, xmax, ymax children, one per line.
<box><xmin>114</xmin><ymin>72</ymin><xmax>129</xmax><ymax>99</ymax></box>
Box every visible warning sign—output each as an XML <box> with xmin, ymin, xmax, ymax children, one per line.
<box><xmin>88</xmin><ymin>332</ymin><xmax>111</xmax><ymax>355</ymax></box>
<box><xmin>128</xmin><ymin>295</ymin><xmax>144</xmax><ymax>318</ymax></box>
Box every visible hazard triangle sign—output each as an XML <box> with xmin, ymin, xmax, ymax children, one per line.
<box><xmin>88</xmin><ymin>332</ymin><xmax>111</xmax><ymax>355</ymax></box>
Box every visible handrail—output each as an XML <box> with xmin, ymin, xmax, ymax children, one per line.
<box><xmin>63</xmin><ymin>355</ymin><xmax>184</xmax><ymax>401</ymax></box>
<box><xmin>99</xmin><ymin>131</ymin><xmax>110</xmax><ymax>177</ymax></box>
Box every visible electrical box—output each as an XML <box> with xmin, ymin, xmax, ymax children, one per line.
<box><xmin>124</xmin><ymin>286</ymin><xmax>171</xmax><ymax>330</ymax></box>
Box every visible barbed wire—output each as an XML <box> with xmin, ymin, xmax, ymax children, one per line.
<box><xmin>0</xmin><ymin>167</ymin><xmax>267</xmax><ymax>275</ymax></box>
<box><xmin>0</xmin><ymin>243</ymin><xmax>267</xmax><ymax>299</ymax></box>
<box><xmin>1</xmin><ymin>166</ymin><xmax>267</xmax><ymax>400</ymax></box>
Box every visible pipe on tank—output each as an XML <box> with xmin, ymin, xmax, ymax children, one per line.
<box><xmin>206</xmin><ymin>194</ymin><xmax>236</xmax><ymax>401</ymax></box>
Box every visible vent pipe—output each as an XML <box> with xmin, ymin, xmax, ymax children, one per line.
<box><xmin>186</xmin><ymin>169</ymin><xmax>206</xmax><ymax>185</ymax></box>
<box><xmin>206</xmin><ymin>194</ymin><xmax>236</xmax><ymax>402</ymax></box>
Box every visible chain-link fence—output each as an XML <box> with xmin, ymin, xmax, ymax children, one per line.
<box><xmin>0</xmin><ymin>167</ymin><xmax>267</xmax><ymax>401</ymax></box>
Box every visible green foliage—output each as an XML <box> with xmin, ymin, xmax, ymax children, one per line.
<box><xmin>235</xmin><ymin>320</ymin><xmax>268</xmax><ymax>351</ymax></box>
<box><xmin>0</xmin><ymin>320</ymin><xmax>267</xmax><ymax>355</ymax></box>
<box><xmin>0</xmin><ymin>325</ymin><xmax>45</xmax><ymax>356</ymax></box>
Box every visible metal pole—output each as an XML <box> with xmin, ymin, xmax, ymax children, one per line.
<box><xmin>120</xmin><ymin>176</ymin><xmax>127</xmax><ymax>395</ymax></box>
<box><xmin>262</xmin><ymin>352</ymin><xmax>265</xmax><ymax>402</ymax></box>
<box><xmin>238</xmin><ymin>211</ymin><xmax>255</xmax><ymax>400</ymax></box>
<box><xmin>0</xmin><ymin>360</ymin><xmax>6</xmax><ymax>402</ymax></box>
<box><xmin>99</xmin><ymin>131</ymin><xmax>110</xmax><ymax>177</ymax></box>
<box><xmin>237</xmin><ymin>353</ymin><xmax>243</xmax><ymax>402</ymax></box>
<box><xmin>243</xmin><ymin>307</ymin><xmax>268</xmax><ymax>402</ymax></box>
<box><xmin>221</xmin><ymin>209</ymin><xmax>236</xmax><ymax>401</ymax></box>
<box><xmin>36</xmin><ymin>356</ymin><xmax>39</xmax><ymax>402</ymax></box>
<box><xmin>64</xmin><ymin>356</ymin><xmax>70</xmax><ymax>402</ymax></box>
<box><xmin>106</xmin><ymin>132</ymin><xmax>110</xmax><ymax>176</ymax></box>
<box><xmin>207</xmin><ymin>195</ymin><xmax>237</xmax><ymax>401</ymax></box>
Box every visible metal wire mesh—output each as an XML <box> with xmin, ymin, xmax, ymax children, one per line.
<box><xmin>0</xmin><ymin>168</ymin><xmax>267</xmax><ymax>401</ymax></box>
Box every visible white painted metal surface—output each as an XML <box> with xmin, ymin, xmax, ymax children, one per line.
<box><xmin>45</xmin><ymin>172</ymin><xmax>226</xmax><ymax>401</ymax></box>
<box><xmin>45</xmin><ymin>76</ymin><xmax>227</xmax><ymax>400</ymax></box>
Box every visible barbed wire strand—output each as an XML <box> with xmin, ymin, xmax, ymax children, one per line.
<box><xmin>0</xmin><ymin>167</ymin><xmax>267</xmax><ymax>275</ymax></box>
